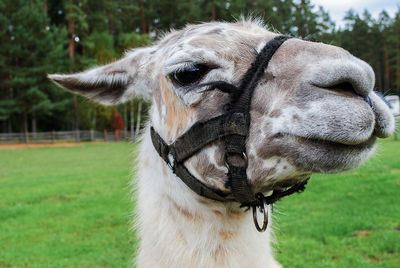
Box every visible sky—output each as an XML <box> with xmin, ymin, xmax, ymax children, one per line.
<box><xmin>311</xmin><ymin>0</ymin><xmax>400</xmax><ymax>28</ymax></box>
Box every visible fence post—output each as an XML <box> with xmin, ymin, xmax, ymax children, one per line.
<box><xmin>51</xmin><ymin>130</ymin><xmax>55</xmax><ymax>143</ymax></box>
<box><xmin>115</xmin><ymin>130</ymin><xmax>119</xmax><ymax>142</ymax></box>
<box><xmin>104</xmin><ymin>129</ymin><xmax>108</xmax><ymax>142</ymax></box>
<box><xmin>7</xmin><ymin>132</ymin><xmax>12</xmax><ymax>143</ymax></box>
<box><xmin>24</xmin><ymin>130</ymin><xmax>29</xmax><ymax>144</ymax></box>
<box><xmin>75</xmin><ymin>129</ymin><xmax>80</xmax><ymax>143</ymax></box>
<box><xmin>90</xmin><ymin>129</ymin><xmax>94</xmax><ymax>141</ymax></box>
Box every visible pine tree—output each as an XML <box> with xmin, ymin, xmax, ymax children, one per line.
<box><xmin>0</xmin><ymin>0</ymin><xmax>68</xmax><ymax>138</ymax></box>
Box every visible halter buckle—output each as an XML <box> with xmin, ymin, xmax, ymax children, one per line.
<box><xmin>252</xmin><ymin>193</ymin><xmax>268</xmax><ymax>232</ymax></box>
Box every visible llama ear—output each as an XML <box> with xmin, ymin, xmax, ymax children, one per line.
<box><xmin>48</xmin><ymin>47</ymin><xmax>155</xmax><ymax>105</ymax></box>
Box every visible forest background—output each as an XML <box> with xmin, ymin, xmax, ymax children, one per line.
<box><xmin>1</xmin><ymin>0</ymin><xmax>399</xmax><ymax>135</ymax></box>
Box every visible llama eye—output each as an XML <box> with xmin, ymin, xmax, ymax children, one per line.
<box><xmin>169</xmin><ymin>64</ymin><xmax>209</xmax><ymax>87</ymax></box>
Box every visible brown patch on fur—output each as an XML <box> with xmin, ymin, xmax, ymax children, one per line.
<box><xmin>177</xmin><ymin>230</ymin><xmax>188</xmax><ymax>245</ymax></box>
<box><xmin>213</xmin><ymin>210</ymin><xmax>223</xmax><ymax>217</ymax></box>
<box><xmin>162</xmin><ymin>164</ymin><xmax>168</xmax><ymax>176</ymax></box>
<box><xmin>219</xmin><ymin>230</ymin><xmax>238</xmax><ymax>240</ymax></box>
<box><xmin>270</xmin><ymin>109</ymin><xmax>282</xmax><ymax>118</ymax></box>
<box><xmin>165</xmin><ymin>194</ymin><xmax>200</xmax><ymax>221</ymax></box>
<box><xmin>172</xmin><ymin>201</ymin><xmax>197</xmax><ymax>220</ymax></box>
<box><xmin>213</xmin><ymin>245</ymin><xmax>228</xmax><ymax>263</ymax></box>
<box><xmin>159</xmin><ymin>76</ymin><xmax>194</xmax><ymax>141</ymax></box>
<box><xmin>226</xmin><ymin>209</ymin><xmax>244</xmax><ymax>219</ymax></box>
<box><xmin>142</xmin><ymin>160</ymin><xmax>149</xmax><ymax>167</ymax></box>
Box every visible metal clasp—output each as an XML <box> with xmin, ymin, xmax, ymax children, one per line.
<box><xmin>252</xmin><ymin>193</ymin><xmax>268</xmax><ymax>232</ymax></box>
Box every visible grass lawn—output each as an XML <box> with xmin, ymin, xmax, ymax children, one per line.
<box><xmin>0</xmin><ymin>143</ymin><xmax>136</xmax><ymax>267</ymax></box>
<box><xmin>0</xmin><ymin>139</ymin><xmax>399</xmax><ymax>267</ymax></box>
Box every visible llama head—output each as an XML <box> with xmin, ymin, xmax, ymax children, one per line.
<box><xmin>49</xmin><ymin>20</ymin><xmax>395</xmax><ymax>196</ymax></box>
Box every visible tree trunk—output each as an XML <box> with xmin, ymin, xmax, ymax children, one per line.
<box><xmin>7</xmin><ymin>119</ymin><xmax>12</xmax><ymax>133</ymax></box>
<box><xmin>211</xmin><ymin>4</ymin><xmax>216</xmax><ymax>21</ymax></box>
<box><xmin>140</xmin><ymin>1</ymin><xmax>147</xmax><ymax>34</ymax></box>
<box><xmin>108</xmin><ymin>0</ymin><xmax>114</xmax><ymax>35</ymax></box>
<box><xmin>1</xmin><ymin>120</ymin><xmax>6</xmax><ymax>133</ymax></box>
<box><xmin>135</xmin><ymin>101</ymin><xmax>142</xmax><ymax>139</ymax></box>
<box><xmin>169</xmin><ymin>3</ymin><xmax>174</xmax><ymax>28</ymax></box>
<box><xmin>115</xmin><ymin>129</ymin><xmax>119</xmax><ymax>142</ymax></box>
<box><xmin>92</xmin><ymin>108</ymin><xmax>97</xmax><ymax>129</ymax></box>
<box><xmin>397</xmin><ymin>39</ymin><xmax>400</xmax><ymax>96</ymax></box>
<box><xmin>296</xmin><ymin>0</ymin><xmax>307</xmax><ymax>38</ymax></box>
<box><xmin>73</xmin><ymin>95</ymin><xmax>80</xmax><ymax>142</ymax></box>
<box><xmin>68</xmin><ymin>9</ymin><xmax>79</xmax><ymax>141</ymax></box>
<box><xmin>7</xmin><ymin>76</ymin><xmax>13</xmax><ymax>135</ymax></box>
<box><xmin>7</xmin><ymin>118</ymin><xmax>12</xmax><ymax>142</ymax></box>
<box><xmin>383</xmin><ymin>40</ymin><xmax>390</xmax><ymax>92</ymax></box>
<box><xmin>31</xmin><ymin>110</ymin><xmax>37</xmax><ymax>138</ymax></box>
<box><xmin>43</xmin><ymin>0</ymin><xmax>47</xmax><ymax>13</ymax></box>
<box><xmin>123</xmin><ymin>103</ymin><xmax>127</xmax><ymax>139</ymax></box>
<box><xmin>68</xmin><ymin>10</ymin><xmax>75</xmax><ymax>59</ymax></box>
<box><xmin>376</xmin><ymin>58</ymin><xmax>383</xmax><ymax>91</ymax></box>
<box><xmin>23</xmin><ymin>110</ymin><xmax>29</xmax><ymax>144</ymax></box>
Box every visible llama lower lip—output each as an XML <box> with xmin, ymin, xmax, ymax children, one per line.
<box><xmin>281</xmin><ymin>131</ymin><xmax>373</xmax><ymax>146</ymax></box>
<box><xmin>294</xmin><ymin>135</ymin><xmax>374</xmax><ymax>148</ymax></box>
<box><xmin>283</xmin><ymin>135</ymin><xmax>377</xmax><ymax>173</ymax></box>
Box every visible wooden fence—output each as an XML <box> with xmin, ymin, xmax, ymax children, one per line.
<box><xmin>0</xmin><ymin>130</ymin><xmax>137</xmax><ymax>144</ymax></box>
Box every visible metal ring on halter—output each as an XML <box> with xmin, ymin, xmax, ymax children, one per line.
<box><xmin>252</xmin><ymin>193</ymin><xmax>268</xmax><ymax>232</ymax></box>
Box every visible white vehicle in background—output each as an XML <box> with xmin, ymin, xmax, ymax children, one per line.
<box><xmin>384</xmin><ymin>95</ymin><xmax>400</xmax><ymax>116</ymax></box>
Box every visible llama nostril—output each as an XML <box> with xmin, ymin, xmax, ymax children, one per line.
<box><xmin>309</xmin><ymin>58</ymin><xmax>375</xmax><ymax>98</ymax></box>
<box><xmin>323</xmin><ymin>82</ymin><xmax>359</xmax><ymax>97</ymax></box>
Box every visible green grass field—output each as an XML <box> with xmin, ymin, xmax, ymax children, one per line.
<box><xmin>0</xmin><ymin>139</ymin><xmax>399</xmax><ymax>267</ymax></box>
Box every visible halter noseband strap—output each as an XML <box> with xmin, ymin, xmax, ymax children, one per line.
<box><xmin>150</xmin><ymin>35</ymin><xmax>310</xmax><ymax>231</ymax></box>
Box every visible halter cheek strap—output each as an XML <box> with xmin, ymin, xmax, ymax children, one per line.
<box><xmin>150</xmin><ymin>35</ymin><xmax>310</xmax><ymax>231</ymax></box>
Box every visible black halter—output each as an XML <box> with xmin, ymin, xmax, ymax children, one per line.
<box><xmin>150</xmin><ymin>35</ymin><xmax>309</xmax><ymax>231</ymax></box>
